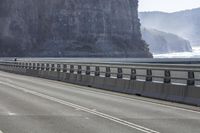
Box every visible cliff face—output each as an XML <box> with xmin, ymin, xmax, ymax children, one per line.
<box><xmin>139</xmin><ymin>8</ymin><xmax>200</xmax><ymax>46</ymax></box>
<box><xmin>141</xmin><ymin>28</ymin><xmax>192</xmax><ymax>54</ymax></box>
<box><xmin>0</xmin><ymin>0</ymin><xmax>152</xmax><ymax>57</ymax></box>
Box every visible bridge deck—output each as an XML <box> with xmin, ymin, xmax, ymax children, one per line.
<box><xmin>0</xmin><ymin>71</ymin><xmax>200</xmax><ymax>133</ymax></box>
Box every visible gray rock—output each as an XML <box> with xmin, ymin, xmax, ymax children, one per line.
<box><xmin>0</xmin><ymin>0</ymin><xmax>152</xmax><ymax>57</ymax></box>
<box><xmin>141</xmin><ymin>28</ymin><xmax>192</xmax><ymax>54</ymax></box>
<box><xmin>139</xmin><ymin>8</ymin><xmax>200</xmax><ymax>46</ymax></box>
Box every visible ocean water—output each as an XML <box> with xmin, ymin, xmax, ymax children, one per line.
<box><xmin>154</xmin><ymin>47</ymin><xmax>200</xmax><ymax>58</ymax></box>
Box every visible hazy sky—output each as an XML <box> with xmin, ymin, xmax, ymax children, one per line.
<box><xmin>139</xmin><ymin>0</ymin><xmax>200</xmax><ymax>13</ymax></box>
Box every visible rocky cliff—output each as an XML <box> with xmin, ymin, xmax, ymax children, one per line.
<box><xmin>0</xmin><ymin>0</ymin><xmax>152</xmax><ymax>57</ymax></box>
<box><xmin>139</xmin><ymin>8</ymin><xmax>200</xmax><ymax>46</ymax></box>
<box><xmin>141</xmin><ymin>28</ymin><xmax>192</xmax><ymax>54</ymax></box>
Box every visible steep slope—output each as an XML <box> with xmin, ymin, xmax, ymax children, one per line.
<box><xmin>0</xmin><ymin>0</ymin><xmax>152</xmax><ymax>57</ymax></box>
<box><xmin>141</xmin><ymin>28</ymin><xmax>192</xmax><ymax>54</ymax></box>
<box><xmin>139</xmin><ymin>8</ymin><xmax>200</xmax><ymax>46</ymax></box>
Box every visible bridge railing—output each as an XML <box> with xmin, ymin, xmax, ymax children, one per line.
<box><xmin>0</xmin><ymin>61</ymin><xmax>200</xmax><ymax>86</ymax></box>
<box><xmin>1</xmin><ymin>60</ymin><xmax>200</xmax><ymax>106</ymax></box>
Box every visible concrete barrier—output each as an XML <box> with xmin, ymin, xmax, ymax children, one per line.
<box><xmin>76</xmin><ymin>74</ymin><xmax>83</xmax><ymax>85</ymax></box>
<box><xmin>39</xmin><ymin>71</ymin><xmax>50</xmax><ymax>79</ymax></box>
<box><xmin>103</xmin><ymin>78</ymin><xmax>117</xmax><ymax>91</ymax></box>
<box><xmin>165</xmin><ymin>84</ymin><xmax>186</xmax><ymax>103</ymax></box>
<box><xmin>92</xmin><ymin>76</ymin><xmax>105</xmax><ymax>89</ymax></box>
<box><xmin>58</xmin><ymin>72</ymin><xmax>67</xmax><ymax>82</ymax></box>
<box><xmin>69</xmin><ymin>73</ymin><xmax>78</xmax><ymax>84</ymax></box>
<box><xmin>184</xmin><ymin>86</ymin><xmax>200</xmax><ymax>106</ymax></box>
<box><xmin>115</xmin><ymin>79</ymin><xmax>129</xmax><ymax>93</ymax></box>
<box><xmin>26</xmin><ymin>69</ymin><xmax>39</xmax><ymax>77</ymax></box>
<box><xmin>142</xmin><ymin>82</ymin><xmax>164</xmax><ymax>99</ymax></box>
<box><xmin>65</xmin><ymin>73</ymin><xmax>71</xmax><ymax>81</ymax></box>
<box><xmin>81</xmin><ymin>75</ymin><xmax>94</xmax><ymax>86</ymax></box>
<box><xmin>129</xmin><ymin>80</ymin><xmax>145</xmax><ymax>95</ymax></box>
<box><xmin>0</xmin><ymin>61</ymin><xmax>200</xmax><ymax>106</ymax></box>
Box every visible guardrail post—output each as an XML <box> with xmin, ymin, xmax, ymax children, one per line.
<box><xmin>21</xmin><ymin>63</ymin><xmax>24</xmax><ymax>68</ymax></box>
<box><xmin>164</xmin><ymin>70</ymin><xmax>171</xmax><ymax>83</ymax></box>
<box><xmin>86</xmin><ymin>66</ymin><xmax>90</xmax><ymax>75</ymax></box>
<box><xmin>37</xmin><ymin>63</ymin><xmax>40</xmax><ymax>70</ymax></box>
<box><xmin>15</xmin><ymin>62</ymin><xmax>18</xmax><ymax>68</ymax></box>
<box><xmin>25</xmin><ymin>63</ymin><xmax>28</xmax><ymax>69</ymax></box>
<box><xmin>57</xmin><ymin>64</ymin><xmax>61</xmax><ymax>72</ymax></box>
<box><xmin>22</xmin><ymin>62</ymin><xmax>25</xmax><ymax>68</ymax></box>
<box><xmin>146</xmin><ymin>69</ymin><xmax>152</xmax><ymax>82</ymax></box>
<box><xmin>23</xmin><ymin>63</ymin><xmax>26</xmax><ymax>68</ymax></box>
<box><xmin>46</xmin><ymin>64</ymin><xmax>50</xmax><ymax>71</ymax></box>
<box><xmin>41</xmin><ymin>63</ymin><xmax>45</xmax><ymax>70</ymax></box>
<box><xmin>117</xmin><ymin>68</ymin><xmax>123</xmax><ymax>79</ymax></box>
<box><xmin>70</xmin><ymin>65</ymin><xmax>74</xmax><ymax>73</ymax></box>
<box><xmin>105</xmin><ymin>67</ymin><xmax>111</xmax><ymax>77</ymax></box>
<box><xmin>33</xmin><ymin>63</ymin><xmax>36</xmax><ymax>70</ymax></box>
<box><xmin>130</xmin><ymin>68</ymin><xmax>136</xmax><ymax>80</ymax></box>
<box><xmin>95</xmin><ymin>66</ymin><xmax>100</xmax><ymax>76</ymax></box>
<box><xmin>18</xmin><ymin>62</ymin><xmax>21</xmax><ymax>68</ymax></box>
<box><xmin>23</xmin><ymin>63</ymin><xmax>25</xmax><ymax>68</ymax></box>
<box><xmin>63</xmin><ymin>64</ymin><xmax>67</xmax><ymax>72</ymax></box>
<box><xmin>51</xmin><ymin>64</ymin><xmax>55</xmax><ymax>71</ymax></box>
<box><xmin>14</xmin><ymin>61</ymin><xmax>17</xmax><ymax>67</ymax></box>
<box><xmin>17</xmin><ymin>62</ymin><xmax>20</xmax><ymax>68</ymax></box>
<box><xmin>20</xmin><ymin>63</ymin><xmax>23</xmax><ymax>68</ymax></box>
<box><xmin>12</xmin><ymin>62</ymin><xmax>15</xmax><ymax>68</ymax></box>
<box><xmin>29</xmin><ymin>63</ymin><xmax>32</xmax><ymax>69</ymax></box>
<box><xmin>78</xmin><ymin>65</ymin><xmax>82</xmax><ymax>74</ymax></box>
<box><xmin>187</xmin><ymin>71</ymin><xmax>195</xmax><ymax>86</ymax></box>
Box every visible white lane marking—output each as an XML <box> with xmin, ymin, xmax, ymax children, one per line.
<box><xmin>1</xmin><ymin>74</ymin><xmax>200</xmax><ymax>114</ymax></box>
<box><xmin>0</xmin><ymin>81</ymin><xmax>159</xmax><ymax>133</ymax></box>
<box><xmin>0</xmin><ymin>130</ymin><xmax>4</xmax><ymax>133</ymax></box>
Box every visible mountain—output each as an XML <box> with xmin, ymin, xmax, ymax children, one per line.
<box><xmin>139</xmin><ymin>8</ymin><xmax>200</xmax><ymax>46</ymax></box>
<box><xmin>141</xmin><ymin>28</ymin><xmax>192</xmax><ymax>54</ymax></box>
<box><xmin>0</xmin><ymin>0</ymin><xmax>152</xmax><ymax>57</ymax></box>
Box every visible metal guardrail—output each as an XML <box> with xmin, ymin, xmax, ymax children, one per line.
<box><xmin>0</xmin><ymin>61</ymin><xmax>200</xmax><ymax>86</ymax></box>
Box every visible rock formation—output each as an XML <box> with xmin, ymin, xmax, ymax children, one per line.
<box><xmin>139</xmin><ymin>8</ymin><xmax>200</xmax><ymax>46</ymax></box>
<box><xmin>141</xmin><ymin>28</ymin><xmax>192</xmax><ymax>54</ymax></box>
<box><xmin>0</xmin><ymin>0</ymin><xmax>152</xmax><ymax>57</ymax></box>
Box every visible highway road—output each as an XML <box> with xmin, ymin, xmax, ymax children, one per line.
<box><xmin>0</xmin><ymin>71</ymin><xmax>200</xmax><ymax>133</ymax></box>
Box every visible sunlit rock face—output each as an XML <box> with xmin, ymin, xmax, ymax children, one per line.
<box><xmin>0</xmin><ymin>0</ymin><xmax>152</xmax><ymax>57</ymax></box>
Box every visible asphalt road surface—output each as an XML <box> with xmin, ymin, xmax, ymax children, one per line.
<box><xmin>0</xmin><ymin>71</ymin><xmax>200</xmax><ymax>133</ymax></box>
